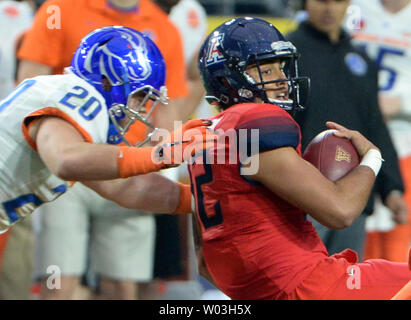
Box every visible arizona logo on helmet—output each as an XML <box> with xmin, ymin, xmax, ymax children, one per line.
<box><xmin>205</xmin><ymin>33</ymin><xmax>225</xmax><ymax>66</ymax></box>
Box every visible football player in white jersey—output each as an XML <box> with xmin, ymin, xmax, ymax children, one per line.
<box><xmin>347</xmin><ymin>0</ymin><xmax>411</xmax><ymax>262</ymax></box>
<box><xmin>0</xmin><ymin>26</ymin><xmax>212</xmax><ymax>234</ymax></box>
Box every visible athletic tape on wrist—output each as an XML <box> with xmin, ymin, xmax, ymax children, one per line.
<box><xmin>117</xmin><ymin>146</ymin><xmax>163</xmax><ymax>178</ymax></box>
<box><xmin>359</xmin><ymin>149</ymin><xmax>383</xmax><ymax>177</ymax></box>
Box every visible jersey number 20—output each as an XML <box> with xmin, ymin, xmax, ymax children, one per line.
<box><xmin>59</xmin><ymin>86</ymin><xmax>102</xmax><ymax>121</ymax></box>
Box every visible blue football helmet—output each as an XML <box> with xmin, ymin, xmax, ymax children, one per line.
<box><xmin>67</xmin><ymin>26</ymin><xmax>168</xmax><ymax>146</ymax></box>
<box><xmin>198</xmin><ymin>17</ymin><xmax>309</xmax><ymax>113</ymax></box>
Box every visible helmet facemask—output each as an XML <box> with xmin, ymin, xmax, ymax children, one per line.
<box><xmin>242</xmin><ymin>52</ymin><xmax>308</xmax><ymax>115</ymax></box>
<box><xmin>108</xmin><ymin>83</ymin><xmax>169</xmax><ymax>147</ymax></box>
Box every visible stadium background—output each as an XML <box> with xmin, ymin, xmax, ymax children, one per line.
<box><xmin>206</xmin><ymin>16</ymin><xmax>297</xmax><ymax>34</ymax></box>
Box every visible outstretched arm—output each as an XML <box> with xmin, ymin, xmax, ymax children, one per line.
<box><xmin>34</xmin><ymin>116</ymin><xmax>193</xmax><ymax>213</ymax></box>
<box><xmin>82</xmin><ymin>174</ymin><xmax>181</xmax><ymax>213</ymax></box>
<box><xmin>34</xmin><ymin>116</ymin><xmax>213</xmax><ymax>181</ymax></box>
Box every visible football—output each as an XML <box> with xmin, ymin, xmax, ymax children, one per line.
<box><xmin>303</xmin><ymin>129</ymin><xmax>360</xmax><ymax>182</ymax></box>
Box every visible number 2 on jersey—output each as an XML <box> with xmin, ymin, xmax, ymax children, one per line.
<box><xmin>191</xmin><ymin>155</ymin><xmax>224</xmax><ymax>230</ymax></box>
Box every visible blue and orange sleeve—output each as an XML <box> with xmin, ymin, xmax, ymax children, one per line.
<box><xmin>22</xmin><ymin>107</ymin><xmax>94</xmax><ymax>151</ymax></box>
<box><xmin>235</xmin><ymin>104</ymin><xmax>300</xmax><ymax>156</ymax></box>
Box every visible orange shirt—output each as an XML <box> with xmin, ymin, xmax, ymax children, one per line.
<box><xmin>18</xmin><ymin>0</ymin><xmax>188</xmax><ymax>142</ymax></box>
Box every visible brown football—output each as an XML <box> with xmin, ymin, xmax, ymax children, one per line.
<box><xmin>303</xmin><ymin>129</ymin><xmax>360</xmax><ymax>182</ymax></box>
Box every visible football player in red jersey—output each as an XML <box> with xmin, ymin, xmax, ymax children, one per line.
<box><xmin>189</xmin><ymin>17</ymin><xmax>411</xmax><ymax>300</ymax></box>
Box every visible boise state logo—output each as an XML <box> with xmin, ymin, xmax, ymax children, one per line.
<box><xmin>118</xmin><ymin>30</ymin><xmax>152</xmax><ymax>82</ymax></box>
<box><xmin>76</xmin><ymin>28</ymin><xmax>152</xmax><ymax>85</ymax></box>
<box><xmin>205</xmin><ymin>33</ymin><xmax>226</xmax><ymax>66</ymax></box>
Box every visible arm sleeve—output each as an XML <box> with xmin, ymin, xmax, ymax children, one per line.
<box><xmin>17</xmin><ymin>0</ymin><xmax>65</xmax><ymax>68</ymax></box>
<box><xmin>235</xmin><ymin>104</ymin><xmax>300</xmax><ymax>157</ymax></box>
<box><xmin>364</xmin><ymin>60</ymin><xmax>405</xmax><ymax>201</ymax></box>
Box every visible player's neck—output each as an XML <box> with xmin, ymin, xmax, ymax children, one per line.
<box><xmin>381</xmin><ymin>0</ymin><xmax>411</xmax><ymax>14</ymax></box>
<box><xmin>108</xmin><ymin>0</ymin><xmax>140</xmax><ymax>11</ymax></box>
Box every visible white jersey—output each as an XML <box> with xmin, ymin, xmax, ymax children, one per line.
<box><xmin>0</xmin><ymin>73</ymin><xmax>109</xmax><ymax>232</ymax></box>
<box><xmin>169</xmin><ymin>0</ymin><xmax>207</xmax><ymax>65</ymax></box>
<box><xmin>0</xmin><ymin>0</ymin><xmax>33</xmax><ymax>99</ymax></box>
<box><xmin>348</xmin><ymin>0</ymin><xmax>411</xmax><ymax>158</ymax></box>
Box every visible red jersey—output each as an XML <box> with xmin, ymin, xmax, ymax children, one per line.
<box><xmin>187</xmin><ymin>103</ymin><xmax>328</xmax><ymax>300</ymax></box>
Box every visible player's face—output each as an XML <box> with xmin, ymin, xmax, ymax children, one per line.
<box><xmin>129</xmin><ymin>90</ymin><xmax>156</xmax><ymax>113</ymax></box>
<box><xmin>306</xmin><ymin>0</ymin><xmax>350</xmax><ymax>34</ymax></box>
<box><xmin>246</xmin><ymin>60</ymin><xmax>289</xmax><ymax>102</ymax></box>
<box><xmin>118</xmin><ymin>91</ymin><xmax>153</xmax><ymax>128</ymax></box>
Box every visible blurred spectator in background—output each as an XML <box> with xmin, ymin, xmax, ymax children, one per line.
<box><xmin>0</xmin><ymin>0</ymin><xmax>33</xmax><ymax>99</ymax></box>
<box><xmin>0</xmin><ymin>0</ymin><xmax>34</xmax><ymax>300</ymax></box>
<box><xmin>347</xmin><ymin>0</ymin><xmax>411</xmax><ymax>262</ymax></box>
<box><xmin>286</xmin><ymin>0</ymin><xmax>407</xmax><ymax>261</ymax></box>
<box><xmin>17</xmin><ymin>0</ymin><xmax>190</xmax><ymax>300</ymax></box>
<box><xmin>17</xmin><ymin>0</ymin><xmax>191</xmax><ymax>130</ymax></box>
<box><xmin>170</xmin><ymin>0</ymin><xmax>207</xmax><ymax>113</ymax></box>
<box><xmin>198</xmin><ymin>0</ymin><xmax>294</xmax><ymax>17</ymax></box>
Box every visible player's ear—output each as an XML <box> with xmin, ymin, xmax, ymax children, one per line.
<box><xmin>102</xmin><ymin>76</ymin><xmax>112</xmax><ymax>91</ymax></box>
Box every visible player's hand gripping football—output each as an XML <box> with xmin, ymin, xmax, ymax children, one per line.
<box><xmin>326</xmin><ymin>121</ymin><xmax>380</xmax><ymax>158</ymax></box>
<box><xmin>153</xmin><ymin>119</ymin><xmax>217</xmax><ymax>167</ymax></box>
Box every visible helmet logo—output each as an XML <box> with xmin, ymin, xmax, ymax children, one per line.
<box><xmin>205</xmin><ymin>33</ymin><xmax>226</xmax><ymax>66</ymax></box>
<box><xmin>79</xmin><ymin>29</ymin><xmax>152</xmax><ymax>85</ymax></box>
<box><xmin>270</xmin><ymin>41</ymin><xmax>297</xmax><ymax>55</ymax></box>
